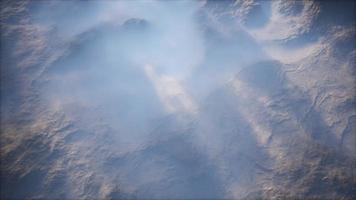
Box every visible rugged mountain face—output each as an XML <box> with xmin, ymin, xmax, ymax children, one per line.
<box><xmin>1</xmin><ymin>0</ymin><xmax>355</xmax><ymax>199</ymax></box>
<box><xmin>228</xmin><ymin>59</ymin><xmax>355</xmax><ymax>199</ymax></box>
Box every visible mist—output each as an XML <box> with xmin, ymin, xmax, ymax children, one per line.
<box><xmin>1</xmin><ymin>0</ymin><xmax>355</xmax><ymax>199</ymax></box>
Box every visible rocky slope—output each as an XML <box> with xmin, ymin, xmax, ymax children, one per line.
<box><xmin>1</xmin><ymin>0</ymin><xmax>355</xmax><ymax>199</ymax></box>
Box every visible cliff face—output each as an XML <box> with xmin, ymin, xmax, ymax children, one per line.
<box><xmin>1</xmin><ymin>0</ymin><xmax>355</xmax><ymax>199</ymax></box>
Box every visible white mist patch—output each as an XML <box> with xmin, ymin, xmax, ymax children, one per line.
<box><xmin>39</xmin><ymin>0</ymin><xmax>205</xmax><ymax>119</ymax></box>
<box><xmin>144</xmin><ymin>64</ymin><xmax>198</xmax><ymax>115</ymax></box>
<box><xmin>263</xmin><ymin>41</ymin><xmax>323</xmax><ymax>64</ymax></box>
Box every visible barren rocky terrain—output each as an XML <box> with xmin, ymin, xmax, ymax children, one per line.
<box><xmin>1</xmin><ymin>0</ymin><xmax>355</xmax><ymax>199</ymax></box>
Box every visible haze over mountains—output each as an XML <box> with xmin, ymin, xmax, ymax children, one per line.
<box><xmin>1</xmin><ymin>0</ymin><xmax>355</xmax><ymax>199</ymax></box>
